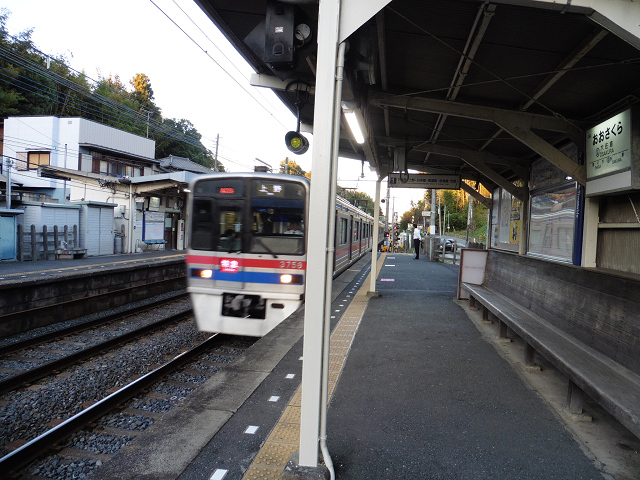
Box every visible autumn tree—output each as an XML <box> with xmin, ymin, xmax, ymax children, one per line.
<box><xmin>0</xmin><ymin>11</ymin><xmax>222</xmax><ymax>169</ymax></box>
<box><xmin>279</xmin><ymin>158</ymin><xmax>308</xmax><ymax>177</ymax></box>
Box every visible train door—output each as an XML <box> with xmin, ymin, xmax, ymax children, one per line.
<box><xmin>349</xmin><ymin>216</ymin><xmax>354</xmax><ymax>261</ymax></box>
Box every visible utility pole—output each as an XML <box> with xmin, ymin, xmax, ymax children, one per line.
<box><xmin>64</xmin><ymin>144</ymin><xmax>68</xmax><ymax>203</ymax></box>
<box><xmin>5</xmin><ymin>157</ymin><xmax>12</xmax><ymax>209</ymax></box>
<box><xmin>214</xmin><ymin>134</ymin><xmax>219</xmax><ymax>172</ymax></box>
<box><xmin>430</xmin><ymin>188</ymin><xmax>436</xmax><ymax>235</ymax></box>
<box><xmin>385</xmin><ymin>184</ymin><xmax>390</xmax><ymax>248</ymax></box>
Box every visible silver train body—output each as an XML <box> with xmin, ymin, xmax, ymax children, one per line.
<box><xmin>185</xmin><ymin>172</ymin><xmax>380</xmax><ymax>337</ymax></box>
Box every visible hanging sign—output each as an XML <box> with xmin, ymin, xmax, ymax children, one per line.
<box><xmin>586</xmin><ymin>108</ymin><xmax>631</xmax><ymax>180</ymax></box>
<box><xmin>586</xmin><ymin>107</ymin><xmax>640</xmax><ymax>196</ymax></box>
<box><xmin>388</xmin><ymin>173</ymin><xmax>460</xmax><ymax>189</ymax></box>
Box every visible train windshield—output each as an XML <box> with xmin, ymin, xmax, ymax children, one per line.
<box><xmin>249</xmin><ymin>179</ymin><xmax>305</xmax><ymax>255</ymax></box>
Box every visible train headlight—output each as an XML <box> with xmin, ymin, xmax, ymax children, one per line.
<box><xmin>191</xmin><ymin>268</ymin><xmax>213</xmax><ymax>279</ymax></box>
<box><xmin>280</xmin><ymin>274</ymin><xmax>303</xmax><ymax>284</ymax></box>
<box><xmin>201</xmin><ymin>269</ymin><xmax>213</xmax><ymax>279</ymax></box>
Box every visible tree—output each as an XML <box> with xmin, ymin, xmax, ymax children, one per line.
<box><xmin>279</xmin><ymin>158</ymin><xmax>307</xmax><ymax>177</ymax></box>
<box><xmin>153</xmin><ymin>118</ymin><xmax>219</xmax><ymax>169</ymax></box>
<box><xmin>336</xmin><ymin>186</ymin><xmax>376</xmax><ymax>217</ymax></box>
<box><xmin>0</xmin><ymin>12</ymin><xmax>223</xmax><ymax>170</ymax></box>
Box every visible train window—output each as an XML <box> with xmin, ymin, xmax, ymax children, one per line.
<box><xmin>217</xmin><ymin>208</ymin><xmax>242</xmax><ymax>252</ymax></box>
<box><xmin>248</xmin><ymin>181</ymin><xmax>306</xmax><ymax>255</ymax></box>
<box><xmin>340</xmin><ymin>218</ymin><xmax>348</xmax><ymax>245</ymax></box>
<box><xmin>191</xmin><ymin>199</ymin><xmax>215</xmax><ymax>250</ymax></box>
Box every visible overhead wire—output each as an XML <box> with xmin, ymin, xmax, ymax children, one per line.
<box><xmin>148</xmin><ymin>0</ymin><xmax>289</xmax><ymax>132</ymax></box>
<box><xmin>1</xmin><ymin>2</ymin><xmax>293</xmax><ymax>173</ymax></box>
<box><xmin>0</xmin><ymin>40</ymin><xmax>215</xmax><ymax>153</ymax></box>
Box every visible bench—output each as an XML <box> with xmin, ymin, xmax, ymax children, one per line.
<box><xmin>460</xmin><ymin>249</ymin><xmax>640</xmax><ymax>439</ymax></box>
<box><xmin>142</xmin><ymin>240</ymin><xmax>167</xmax><ymax>250</ymax></box>
<box><xmin>55</xmin><ymin>248</ymin><xmax>87</xmax><ymax>260</ymax></box>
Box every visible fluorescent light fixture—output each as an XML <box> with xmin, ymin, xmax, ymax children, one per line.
<box><xmin>341</xmin><ymin>102</ymin><xmax>365</xmax><ymax>144</ymax></box>
<box><xmin>344</xmin><ymin>111</ymin><xmax>365</xmax><ymax>144</ymax></box>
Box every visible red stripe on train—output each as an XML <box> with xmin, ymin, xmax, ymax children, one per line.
<box><xmin>186</xmin><ymin>255</ymin><xmax>307</xmax><ymax>270</ymax></box>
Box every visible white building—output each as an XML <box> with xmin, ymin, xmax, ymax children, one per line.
<box><xmin>2</xmin><ymin>116</ymin><xmax>208</xmax><ymax>258</ymax></box>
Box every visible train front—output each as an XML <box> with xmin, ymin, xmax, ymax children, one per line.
<box><xmin>185</xmin><ymin>173</ymin><xmax>308</xmax><ymax>337</ymax></box>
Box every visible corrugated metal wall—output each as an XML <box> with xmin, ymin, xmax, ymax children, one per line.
<box><xmin>596</xmin><ymin>192</ymin><xmax>640</xmax><ymax>274</ymax></box>
<box><xmin>81</xmin><ymin>205</ymin><xmax>114</xmax><ymax>256</ymax></box>
<box><xmin>78</xmin><ymin>119</ymin><xmax>155</xmax><ymax>159</ymax></box>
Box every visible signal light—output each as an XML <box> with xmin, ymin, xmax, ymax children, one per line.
<box><xmin>285</xmin><ymin>131</ymin><xmax>309</xmax><ymax>155</ymax></box>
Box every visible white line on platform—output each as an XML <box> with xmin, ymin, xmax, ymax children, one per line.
<box><xmin>380</xmin><ymin>278</ymin><xmax>395</xmax><ymax>282</ymax></box>
<box><xmin>286</xmin><ymin>374</ymin><xmax>295</xmax><ymax>379</ymax></box>
<box><xmin>269</xmin><ymin>396</ymin><xmax>280</xmax><ymax>402</ymax></box>
<box><xmin>245</xmin><ymin>425</ymin><xmax>259</xmax><ymax>434</ymax></box>
<box><xmin>209</xmin><ymin>469</ymin><xmax>228</xmax><ymax>480</ymax></box>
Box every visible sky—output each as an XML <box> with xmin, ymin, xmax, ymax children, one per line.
<box><xmin>1</xmin><ymin>0</ymin><xmax>423</xmax><ymax>218</ymax></box>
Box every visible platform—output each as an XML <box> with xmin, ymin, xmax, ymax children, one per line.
<box><xmin>172</xmin><ymin>253</ymin><xmax>616</xmax><ymax>480</ymax></box>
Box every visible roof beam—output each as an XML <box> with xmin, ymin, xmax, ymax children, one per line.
<box><xmin>371</xmin><ymin>94</ymin><xmax>586</xmax><ymax>185</ymax></box>
<box><xmin>370</xmin><ymin>93</ymin><xmax>584</xmax><ymax>144</ymax></box>
<box><xmin>460</xmin><ymin>181</ymin><xmax>492</xmax><ymax>209</ymax></box>
<box><xmin>505</xmin><ymin>123</ymin><xmax>586</xmax><ymax>185</ymax></box>
<box><xmin>407</xmin><ymin>149</ymin><xmax>524</xmax><ymax>200</ymax></box>
<box><xmin>410</xmin><ymin>143</ymin><xmax>528</xmax><ymax>182</ymax></box>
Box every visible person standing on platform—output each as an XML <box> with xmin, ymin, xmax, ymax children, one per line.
<box><xmin>413</xmin><ymin>223</ymin><xmax>421</xmax><ymax>259</ymax></box>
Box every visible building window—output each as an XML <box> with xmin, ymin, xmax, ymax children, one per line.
<box><xmin>90</xmin><ymin>152</ymin><xmax>144</xmax><ymax>178</ymax></box>
<box><xmin>28</xmin><ymin>152</ymin><xmax>50</xmax><ymax>169</ymax></box>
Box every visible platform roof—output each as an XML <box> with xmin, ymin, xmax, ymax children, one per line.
<box><xmin>195</xmin><ymin>0</ymin><xmax>640</xmax><ymax>195</ymax></box>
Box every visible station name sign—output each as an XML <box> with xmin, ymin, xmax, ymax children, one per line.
<box><xmin>585</xmin><ymin>107</ymin><xmax>639</xmax><ymax>196</ymax></box>
<box><xmin>586</xmin><ymin>109</ymin><xmax>631</xmax><ymax>179</ymax></box>
<box><xmin>388</xmin><ymin>173</ymin><xmax>461</xmax><ymax>189</ymax></box>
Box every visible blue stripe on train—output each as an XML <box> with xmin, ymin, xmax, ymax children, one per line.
<box><xmin>192</xmin><ymin>269</ymin><xmax>302</xmax><ymax>285</ymax></box>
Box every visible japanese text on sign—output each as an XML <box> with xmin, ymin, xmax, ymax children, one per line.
<box><xmin>220</xmin><ymin>259</ymin><xmax>240</xmax><ymax>273</ymax></box>
<box><xmin>388</xmin><ymin>173</ymin><xmax>461</xmax><ymax>189</ymax></box>
<box><xmin>586</xmin><ymin>109</ymin><xmax>631</xmax><ymax>179</ymax></box>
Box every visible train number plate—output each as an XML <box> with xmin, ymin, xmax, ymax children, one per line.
<box><xmin>222</xmin><ymin>293</ymin><xmax>266</xmax><ymax>319</ymax></box>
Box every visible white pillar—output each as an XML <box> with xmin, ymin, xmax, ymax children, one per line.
<box><xmin>299</xmin><ymin>0</ymin><xmax>342</xmax><ymax>467</ymax></box>
<box><xmin>369</xmin><ymin>177</ymin><xmax>381</xmax><ymax>294</ymax></box>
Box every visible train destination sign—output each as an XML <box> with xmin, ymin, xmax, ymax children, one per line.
<box><xmin>586</xmin><ymin>108</ymin><xmax>631</xmax><ymax>180</ymax></box>
<box><xmin>388</xmin><ymin>173</ymin><xmax>461</xmax><ymax>189</ymax></box>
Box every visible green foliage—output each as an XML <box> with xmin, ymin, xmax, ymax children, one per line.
<box><xmin>279</xmin><ymin>158</ymin><xmax>307</xmax><ymax>177</ymax></box>
<box><xmin>395</xmin><ymin>186</ymin><xmax>488</xmax><ymax>240</ymax></box>
<box><xmin>0</xmin><ymin>12</ymin><xmax>218</xmax><ymax>170</ymax></box>
<box><xmin>336</xmin><ymin>185</ymin><xmax>379</xmax><ymax>217</ymax></box>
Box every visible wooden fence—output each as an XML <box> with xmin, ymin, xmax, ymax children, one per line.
<box><xmin>17</xmin><ymin>224</ymin><xmax>80</xmax><ymax>261</ymax></box>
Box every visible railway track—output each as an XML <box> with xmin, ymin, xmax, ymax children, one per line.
<box><xmin>0</xmin><ymin>315</ymin><xmax>255</xmax><ymax>478</ymax></box>
<box><xmin>0</xmin><ymin>295</ymin><xmax>192</xmax><ymax>395</ymax></box>
<box><xmin>1</xmin><ymin>333</ymin><xmax>250</xmax><ymax>477</ymax></box>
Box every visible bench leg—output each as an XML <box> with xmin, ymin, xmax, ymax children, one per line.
<box><xmin>481</xmin><ymin>305</ymin><xmax>492</xmax><ymax>324</ymax></box>
<box><xmin>566</xmin><ymin>380</ymin><xmax>592</xmax><ymax>421</ymax></box>
<box><xmin>523</xmin><ymin>343</ymin><xmax>540</xmax><ymax>371</ymax></box>
<box><xmin>498</xmin><ymin>320</ymin><xmax>511</xmax><ymax>342</ymax></box>
<box><xmin>469</xmin><ymin>295</ymin><xmax>478</xmax><ymax>310</ymax></box>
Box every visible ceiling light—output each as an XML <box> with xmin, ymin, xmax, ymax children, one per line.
<box><xmin>341</xmin><ymin>102</ymin><xmax>365</xmax><ymax>145</ymax></box>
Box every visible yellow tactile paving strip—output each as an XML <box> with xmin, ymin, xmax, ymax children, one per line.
<box><xmin>243</xmin><ymin>254</ymin><xmax>387</xmax><ymax>479</ymax></box>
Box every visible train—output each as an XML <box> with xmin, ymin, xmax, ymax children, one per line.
<box><xmin>185</xmin><ymin>172</ymin><xmax>382</xmax><ymax>337</ymax></box>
